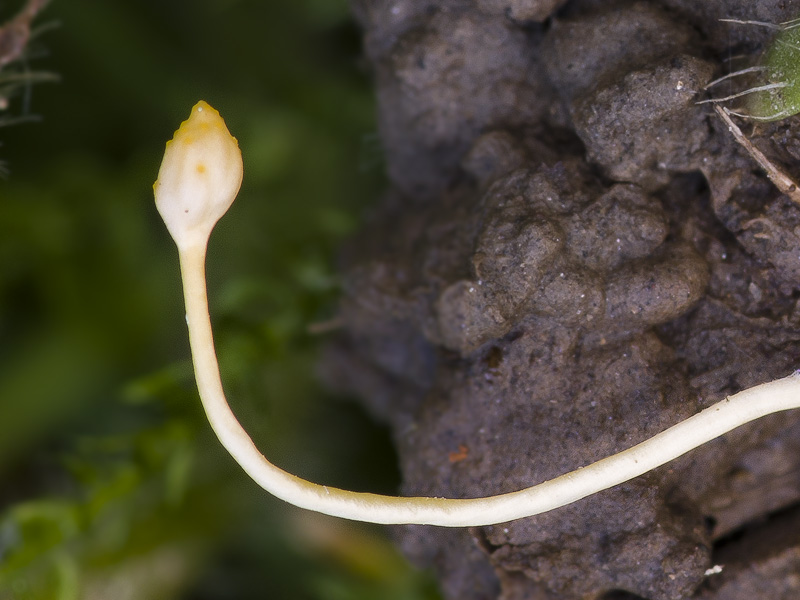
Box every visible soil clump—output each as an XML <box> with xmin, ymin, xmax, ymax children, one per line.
<box><xmin>325</xmin><ymin>1</ymin><xmax>800</xmax><ymax>598</ymax></box>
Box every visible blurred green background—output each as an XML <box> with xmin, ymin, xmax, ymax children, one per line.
<box><xmin>0</xmin><ymin>1</ymin><xmax>441</xmax><ymax>598</ymax></box>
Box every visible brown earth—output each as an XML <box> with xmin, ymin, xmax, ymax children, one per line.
<box><xmin>323</xmin><ymin>1</ymin><xmax>800</xmax><ymax>598</ymax></box>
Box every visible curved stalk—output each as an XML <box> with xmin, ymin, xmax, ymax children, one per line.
<box><xmin>159</xmin><ymin>101</ymin><xmax>800</xmax><ymax>527</ymax></box>
<box><xmin>179</xmin><ymin>247</ymin><xmax>800</xmax><ymax>526</ymax></box>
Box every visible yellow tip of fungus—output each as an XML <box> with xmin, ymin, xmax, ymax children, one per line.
<box><xmin>154</xmin><ymin>101</ymin><xmax>243</xmax><ymax>250</ymax></box>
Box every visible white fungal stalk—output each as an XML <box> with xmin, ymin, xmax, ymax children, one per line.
<box><xmin>155</xmin><ymin>101</ymin><xmax>800</xmax><ymax>527</ymax></box>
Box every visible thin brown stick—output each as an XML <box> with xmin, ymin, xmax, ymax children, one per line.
<box><xmin>713</xmin><ymin>105</ymin><xmax>800</xmax><ymax>205</ymax></box>
<box><xmin>0</xmin><ymin>0</ymin><xmax>49</xmax><ymax>67</ymax></box>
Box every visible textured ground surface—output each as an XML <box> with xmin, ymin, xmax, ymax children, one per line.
<box><xmin>324</xmin><ymin>1</ymin><xmax>800</xmax><ymax>598</ymax></box>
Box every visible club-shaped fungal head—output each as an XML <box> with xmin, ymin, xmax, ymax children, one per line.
<box><xmin>154</xmin><ymin>101</ymin><xmax>243</xmax><ymax>250</ymax></box>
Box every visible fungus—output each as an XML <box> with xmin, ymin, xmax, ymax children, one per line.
<box><xmin>155</xmin><ymin>101</ymin><xmax>800</xmax><ymax>527</ymax></box>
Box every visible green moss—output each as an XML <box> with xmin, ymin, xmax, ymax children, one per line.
<box><xmin>747</xmin><ymin>22</ymin><xmax>800</xmax><ymax>121</ymax></box>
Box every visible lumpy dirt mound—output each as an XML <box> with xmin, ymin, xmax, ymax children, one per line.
<box><xmin>324</xmin><ymin>1</ymin><xmax>800</xmax><ymax>598</ymax></box>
